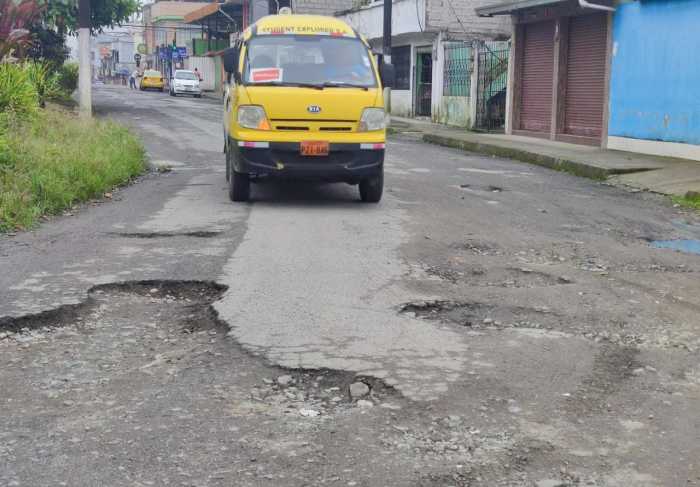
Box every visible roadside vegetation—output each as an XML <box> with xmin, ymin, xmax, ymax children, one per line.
<box><xmin>0</xmin><ymin>0</ymin><xmax>144</xmax><ymax>232</ymax></box>
<box><xmin>672</xmin><ymin>193</ymin><xmax>700</xmax><ymax>211</ymax></box>
<box><xmin>0</xmin><ymin>61</ymin><xmax>145</xmax><ymax>232</ymax></box>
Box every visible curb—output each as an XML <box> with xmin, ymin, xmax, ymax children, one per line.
<box><xmin>422</xmin><ymin>134</ymin><xmax>609</xmax><ymax>180</ymax></box>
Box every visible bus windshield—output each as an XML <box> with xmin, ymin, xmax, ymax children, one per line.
<box><xmin>243</xmin><ymin>35</ymin><xmax>377</xmax><ymax>88</ymax></box>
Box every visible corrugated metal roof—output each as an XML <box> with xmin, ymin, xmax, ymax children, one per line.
<box><xmin>476</xmin><ymin>0</ymin><xmax>567</xmax><ymax>17</ymax></box>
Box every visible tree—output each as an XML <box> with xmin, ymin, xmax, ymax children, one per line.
<box><xmin>2</xmin><ymin>0</ymin><xmax>138</xmax><ymax>66</ymax></box>
<box><xmin>26</xmin><ymin>23</ymin><xmax>69</xmax><ymax>67</ymax></box>
<box><xmin>42</xmin><ymin>0</ymin><xmax>140</xmax><ymax>35</ymax></box>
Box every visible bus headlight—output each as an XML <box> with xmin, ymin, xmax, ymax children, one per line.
<box><xmin>238</xmin><ymin>105</ymin><xmax>271</xmax><ymax>130</ymax></box>
<box><xmin>358</xmin><ymin>108</ymin><xmax>386</xmax><ymax>132</ymax></box>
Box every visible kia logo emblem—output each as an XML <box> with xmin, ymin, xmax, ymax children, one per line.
<box><xmin>307</xmin><ymin>105</ymin><xmax>321</xmax><ymax>114</ymax></box>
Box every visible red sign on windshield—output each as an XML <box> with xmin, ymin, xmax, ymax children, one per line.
<box><xmin>251</xmin><ymin>68</ymin><xmax>283</xmax><ymax>83</ymax></box>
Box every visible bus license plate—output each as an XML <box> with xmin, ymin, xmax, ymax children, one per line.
<box><xmin>300</xmin><ymin>141</ymin><xmax>329</xmax><ymax>156</ymax></box>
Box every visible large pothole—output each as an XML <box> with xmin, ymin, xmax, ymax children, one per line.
<box><xmin>0</xmin><ymin>280</ymin><xmax>402</xmax><ymax>414</ymax></box>
<box><xmin>0</xmin><ymin>280</ymin><xmax>411</xmax><ymax>486</ymax></box>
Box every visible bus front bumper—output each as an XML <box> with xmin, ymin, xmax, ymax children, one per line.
<box><xmin>229</xmin><ymin>140</ymin><xmax>384</xmax><ymax>183</ymax></box>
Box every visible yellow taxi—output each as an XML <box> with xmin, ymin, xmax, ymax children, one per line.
<box><xmin>222</xmin><ymin>11</ymin><xmax>395</xmax><ymax>202</ymax></box>
<box><xmin>140</xmin><ymin>69</ymin><xmax>165</xmax><ymax>91</ymax></box>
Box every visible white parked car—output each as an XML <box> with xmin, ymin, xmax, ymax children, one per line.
<box><xmin>170</xmin><ymin>70</ymin><xmax>202</xmax><ymax>98</ymax></box>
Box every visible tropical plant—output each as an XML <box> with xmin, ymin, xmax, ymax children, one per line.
<box><xmin>0</xmin><ymin>62</ymin><xmax>39</xmax><ymax>118</ymax></box>
<box><xmin>0</xmin><ymin>0</ymin><xmax>43</xmax><ymax>61</ymax></box>
<box><xmin>23</xmin><ymin>61</ymin><xmax>61</xmax><ymax>106</ymax></box>
<box><xmin>56</xmin><ymin>61</ymin><xmax>78</xmax><ymax>93</ymax></box>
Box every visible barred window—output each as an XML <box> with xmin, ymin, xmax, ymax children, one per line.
<box><xmin>443</xmin><ymin>43</ymin><xmax>471</xmax><ymax>97</ymax></box>
<box><xmin>392</xmin><ymin>45</ymin><xmax>410</xmax><ymax>91</ymax></box>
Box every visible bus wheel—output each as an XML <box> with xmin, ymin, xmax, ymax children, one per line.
<box><xmin>225</xmin><ymin>145</ymin><xmax>231</xmax><ymax>182</ymax></box>
<box><xmin>359</xmin><ymin>171</ymin><xmax>383</xmax><ymax>203</ymax></box>
<box><xmin>229</xmin><ymin>170</ymin><xmax>250</xmax><ymax>202</ymax></box>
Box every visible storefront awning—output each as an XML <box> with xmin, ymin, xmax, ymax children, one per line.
<box><xmin>476</xmin><ymin>0</ymin><xmax>567</xmax><ymax>17</ymax></box>
<box><xmin>184</xmin><ymin>1</ymin><xmax>243</xmax><ymax>31</ymax></box>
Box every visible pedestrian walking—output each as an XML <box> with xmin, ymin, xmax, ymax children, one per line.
<box><xmin>129</xmin><ymin>70</ymin><xmax>137</xmax><ymax>90</ymax></box>
<box><xmin>194</xmin><ymin>67</ymin><xmax>202</xmax><ymax>82</ymax></box>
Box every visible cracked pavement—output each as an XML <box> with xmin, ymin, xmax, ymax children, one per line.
<box><xmin>1</xmin><ymin>85</ymin><xmax>700</xmax><ymax>486</ymax></box>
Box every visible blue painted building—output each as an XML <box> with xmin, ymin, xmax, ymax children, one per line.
<box><xmin>478</xmin><ymin>0</ymin><xmax>700</xmax><ymax>160</ymax></box>
<box><xmin>607</xmin><ymin>0</ymin><xmax>700</xmax><ymax>159</ymax></box>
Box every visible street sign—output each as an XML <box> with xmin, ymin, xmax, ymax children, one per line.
<box><xmin>171</xmin><ymin>47</ymin><xmax>187</xmax><ymax>61</ymax></box>
<box><xmin>137</xmin><ymin>43</ymin><xmax>147</xmax><ymax>54</ymax></box>
<box><xmin>159</xmin><ymin>50</ymin><xmax>168</xmax><ymax>60</ymax></box>
<box><xmin>134</xmin><ymin>53</ymin><xmax>141</xmax><ymax>62</ymax></box>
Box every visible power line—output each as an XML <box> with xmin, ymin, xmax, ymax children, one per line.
<box><xmin>112</xmin><ymin>23</ymin><xmax>223</xmax><ymax>32</ymax></box>
<box><xmin>415</xmin><ymin>0</ymin><xmax>423</xmax><ymax>32</ymax></box>
<box><xmin>444</xmin><ymin>0</ymin><xmax>469</xmax><ymax>37</ymax></box>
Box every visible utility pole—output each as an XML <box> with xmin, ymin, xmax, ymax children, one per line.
<box><xmin>171</xmin><ymin>32</ymin><xmax>176</xmax><ymax>82</ymax></box>
<box><xmin>78</xmin><ymin>0</ymin><xmax>92</xmax><ymax>118</ymax></box>
<box><xmin>382</xmin><ymin>0</ymin><xmax>392</xmax><ymax>63</ymax></box>
<box><xmin>383</xmin><ymin>0</ymin><xmax>392</xmax><ymax>113</ymax></box>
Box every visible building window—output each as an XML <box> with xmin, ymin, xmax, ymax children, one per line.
<box><xmin>443</xmin><ymin>43</ymin><xmax>471</xmax><ymax>97</ymax></box>
<box><xmin>392</xmin><ymin>45</ymin><xmax>410</xmax><ymax>90</ymax></box>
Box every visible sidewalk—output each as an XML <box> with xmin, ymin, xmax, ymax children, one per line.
<box><xmin>390</xmin><ymin>116</ymin><xmax>700</xmax><ymax>197</ymax></box>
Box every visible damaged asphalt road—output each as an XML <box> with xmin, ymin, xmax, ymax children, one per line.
<box><xmin>2</xmin><ymin>85</ymin><xmax>700</xmax><ymax>486</ymax></box>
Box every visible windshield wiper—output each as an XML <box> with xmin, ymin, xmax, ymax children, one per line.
<box><xmin>321</xmin><ymin>82</ymin><xmax>369</xmax><ymax>90</ymax></box>
<box><xmin>248</xmin><ymin>81</ymin><xmax>324</xmax><ymax>90</ymax></box>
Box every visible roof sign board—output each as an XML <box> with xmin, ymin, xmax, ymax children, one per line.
<box><xmin>249</xmin><ymin>16</ymin><xmax>357</xmax><ymax>39</ymax></box>
<box><xmin>257</xmin><ymin>25</ymin><xmax>353</xmax><ymax>36</ymax></box>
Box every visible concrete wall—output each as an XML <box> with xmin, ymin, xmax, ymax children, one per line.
<box><xmin>425</xmin><ymin>0</ymin><xmax>509</xmax><ymax>39</ymax></box>
<box><xmin>434</xmin><ymin>96</ymin><xmax>470</xmax><ymax>127</ymax></box>
<box><xmin>391</xmin><ymin>89</ymin><xmax>413</xmax><ymax>117</ymax></box>
<box><xmin>293</xmin><ymin>0</ymin><xmax>355</xmax><ymax>16</ymax></box>
<box><xmin>150</xmin><ymin>1</ymin><xmax>206</xmax><ymax>19</ymax></box>
<box><xmin>339</xmin><ymin>0</ymin><xmax>426</xmax><ymax>41</ymax></box>
<box><xmin>609</xmin><ymin>0</ymin><xmax>700</xmax><ymax>147</ymax></box>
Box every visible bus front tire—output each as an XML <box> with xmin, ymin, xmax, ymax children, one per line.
<box><xmin>229</xmin><ymin>171</ymin><xmax>250</xmax><ymax>202</ymax></box>
<box><xmin>227</xmin><ymin>146</ymin><xmax>249</xmax><ymax>202</ymax></box>
<box><xmin>359</xmin><ymin>171</ymin><xmax>383</xmax><ymax>203</ymax></box>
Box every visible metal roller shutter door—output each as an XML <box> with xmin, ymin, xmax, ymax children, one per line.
<box><xmin>519</xmin><ymin>20</ymin><xmax>555</xmax><ymax>133</ymax></box>
<box><xmin>564</xmin><ymin>13</ymin><xmax>607</xmax><ymax>139</ymax></box>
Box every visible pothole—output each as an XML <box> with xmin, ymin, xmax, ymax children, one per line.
<box><xmin>108</xmin><ymin>231</ymin><xmax>222</xmax><ymax>239</ymax></box>
<box><xmin>564</xmin><ymin>344</ymin><xmax>641</xmax><ymax>416</ymax></box>
<box><xmin>422</xmin><ymin>263</ymin><xmax>574</xmax><ymax>287</ymax></box>
<box><xmin>0</xmin><ymin>280</ymin><xmax>227</xmax><ymax>334</ymax></box>
<box><xmin>425</xmin><ymin>265</ymin><xmax>464</xmax><ymax>283</ymax></box>
<box><xmin>400</xmin><ymin>300</ymin><xmax>561</xmax><ymax>330</ymax></box>
<box><xmin>0</xmin><ymin>280</ymin><xmax>404</xmax><ymax>418</ymax></box>
<box><xmin>252</xmin><ymin>371</ymin><xmax>400</xmax><ymax>414</ymax></box>
<box><xmin>499</xmin><ymin>267</ymin><xmax>575</xmax><ymax>288</ymax></box>
<box><xmin>451</xmin><ymin>239</ymin><xmax>503</xmax><ymax>256</ymax></box>
<box><xmin>400</xmin><ymin>300</ymin><xmax>496</xmax><ymax>328</ymax></box>
<box><xmin>455</xmin><ymin>184</ymin><xmax>505</xmax><ymax>193</ymax></box>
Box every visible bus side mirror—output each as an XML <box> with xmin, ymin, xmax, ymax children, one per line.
<box><xmin>223</xmin><ymin>47</ymin><xmax>240</xmax><ymax>82</ymax></box>
<box><xmin>379</xmin><ymin>62</ymin><xmax>395</xmax><ymax>89</ymax></box>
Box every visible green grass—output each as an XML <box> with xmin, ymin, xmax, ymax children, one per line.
<box><xmin>671</xmin><ymin>193</ymin><xmax>700</xmax><ymax>211</ymax></box>
<box><xmin>0</xmin><ymin>107</ymin><xmax>146</xmax><ymax>232</ymax></box>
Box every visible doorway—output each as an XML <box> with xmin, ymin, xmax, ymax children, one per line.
<box><xmin>414</xmin><ymin>51</ymin><xmax>432</xmax><ymax>117</ymax></box>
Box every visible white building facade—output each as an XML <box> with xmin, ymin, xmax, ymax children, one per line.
<box><xmin>338</xmin><ymin>0</ymin><xmax>509</xmax><ymax>127</ymax></box>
